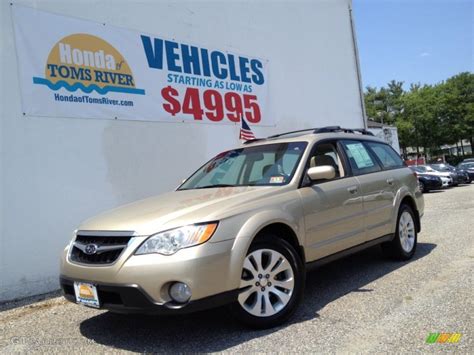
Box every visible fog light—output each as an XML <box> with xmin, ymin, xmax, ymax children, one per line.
<box><xmin>169</xmin><ymin>282</ymin><xmax>192</xmax><ymax>303</ymax></box>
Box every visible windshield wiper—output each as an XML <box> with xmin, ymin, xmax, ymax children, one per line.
<box><xmin>194</xmin><ymin>184</ymin><xmax>236</xmax><ymax>189</ymax></box>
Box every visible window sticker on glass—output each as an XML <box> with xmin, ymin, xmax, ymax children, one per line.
<box><xmin>269</xmin><ymin>176</ymin><xmax>285</xmax><ymax>184</ymax></box>
<box><xmin>346</xmin><ymin>143</ymin><xmax>374</xmax><ymax>169</ymax></box>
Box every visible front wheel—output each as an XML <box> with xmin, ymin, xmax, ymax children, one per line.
<box><xmin>418</xmin><ymin>181</ymin><xmax>425</xmax><ymax>193</ymax></box>
<box><xmin>231</xmin><ymin>236</ymin><xmax>305</xmax><ymax>328</ymax></box>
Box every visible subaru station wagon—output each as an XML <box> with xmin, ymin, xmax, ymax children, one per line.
<box><xmin>60</xmin><ymin>126</ymin><xmax>424</xmax><ymax>328</ymax></box>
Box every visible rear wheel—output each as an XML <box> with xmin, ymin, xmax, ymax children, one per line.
<box><xmin>231</xmin><ymin>236</ymin><xmax>305</xmax><ymax>328</ymax></box>
<box><xmin>382</xmin><ymin>204</ymin><xmax>417</xmax><ymax>260</ymax></box>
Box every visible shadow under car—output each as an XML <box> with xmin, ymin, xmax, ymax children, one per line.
<box><xmin>79</xmin><ymin>242</ymin><xmax>436</xmax><ymax>352</ymax></box>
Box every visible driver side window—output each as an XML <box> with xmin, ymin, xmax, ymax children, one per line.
<box><xmin>308</xmin><ymin>142</ymin><xmax>345</xmax><ymax>180</ymax></box>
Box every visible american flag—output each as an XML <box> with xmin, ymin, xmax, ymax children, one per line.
<box><xmin>239</xmin><ymin>117</ymin><xmax>256</xmax><ymax>141</ymax></box>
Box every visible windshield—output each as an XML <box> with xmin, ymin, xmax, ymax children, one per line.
<box><xmin>179</xmin><ymin>142</ymin><xmax>308</xmax><ymax>190</ymax></box>
<box><xmin>431</xmin><ymin>164</ymin><xmax>452</xmax><ymax>172</ymax></box>
<box><xmin>459</xmin><ymin>163</ymin><xmax>474</xmax><ymax>169</ymax></box>
<box><xmin>410</xmin><ymin>166</ymin><xmax>424</xmax><ymax>173</ymax></box>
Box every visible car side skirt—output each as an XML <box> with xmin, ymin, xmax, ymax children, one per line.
<box><xmin>306</xmin><ymin>234</ymin><xmax>395</xmax><ymax>270</ymax></box>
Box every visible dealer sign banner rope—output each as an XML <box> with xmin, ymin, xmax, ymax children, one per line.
<box><xmin>12</xmin><ymin>5</ymin><xmax>271</xmax><ymax>126</ymax></box>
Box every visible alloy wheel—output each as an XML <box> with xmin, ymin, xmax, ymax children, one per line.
<box><xmin>238</xmin><ymin>249</ymin><xmax>295</xmax><ymax>317</ymax></box>
<box><xmin>399</xmin><ymin>211</ymin><xmax>415</xmax><ymax>253</ymax></box>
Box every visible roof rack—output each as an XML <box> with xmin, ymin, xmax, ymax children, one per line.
<box><xmin>313</xmin><ymin>126</ymin><xmax>374</xmax><ymax>136</ymax></box>
<box><xmin>243</xmin><ymin>128</ymin><xmax>317</xmax><ymax>144</ymax></box>
<box><xmin>242</xmin><ymin>138</ymin><xmax>266</xmax><ymax>144</ymax></box>
<box><xmin>242</xmin><ymin>125</ymin><xmax>373</xmax><ymax>144</ymax></box>
<box><xmin>267</xmin><ymin>128</ymin><xmax>317</xmax><ymax>139</ymax></box>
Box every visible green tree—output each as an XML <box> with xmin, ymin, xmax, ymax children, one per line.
<box><xmin>364</xmin><ymin>73</ymin><xmax>474</xmax><ymax>157</ymax></box>
<box><xmin>364</xmin><ymin>80</ymin><xmax>404</xmax><ymax>125</ymax></box>
<box><xmin>439</xmin><ymin>73</ymin><xmax>474</xmax><ymax>153</ymax></box>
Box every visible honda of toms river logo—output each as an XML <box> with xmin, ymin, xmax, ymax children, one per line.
<box><xmin>33</xmin><ymin>33</ymin><xmax>145</xmax><ymax>96</ymax></box>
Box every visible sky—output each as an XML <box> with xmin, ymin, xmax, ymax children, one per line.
<box><xmin>353</xmin><ymin>0</ymin><xmax>473</xmax><ymax>90</ymax></box>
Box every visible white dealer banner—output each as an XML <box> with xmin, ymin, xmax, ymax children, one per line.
<box><xmin>12</xmin><ymin>5</ymin><xmax>271</xmax><ymax>126</ymax></box>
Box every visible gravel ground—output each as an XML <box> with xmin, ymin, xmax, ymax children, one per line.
<box><xmin>1</xmin><ymin>184</ymin><xmax>473</xmax><ymax>353</ymax></box>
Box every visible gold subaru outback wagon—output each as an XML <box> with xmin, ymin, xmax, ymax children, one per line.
<box><xmin>60</xmin><ymin>126</ymin><xmax>424</xmax><ymax>328</ymax></box>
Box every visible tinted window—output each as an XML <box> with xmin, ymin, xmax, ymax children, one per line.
<box><xmin>340</xmin><ymin>140</ymin><xmax>381</xmax><ymax>175</ymax></box>
<box><xmin>366</xmin><ymin>142</ymin><xmax>404</xmax><ymax>169</ymax></box>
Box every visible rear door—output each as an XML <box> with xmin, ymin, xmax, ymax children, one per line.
<box><xmin>363</xmin><ymin>141</ymin><xmax>407</xmax><ymax>238</ymax></box>
<box><xmin>339</xmin><ymin>140</ymin><xmax>399</xmax><ymax>241</ymax></box>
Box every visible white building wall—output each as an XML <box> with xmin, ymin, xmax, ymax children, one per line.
<box><xmin>0</xmin><ymin>0</ymin><xmax>364</xmax><ymax>301</ymax></box>
<box><xmin>368</xmin><ymin>127</ymin><xmax>401</xmax><ymax>154</ymax></box>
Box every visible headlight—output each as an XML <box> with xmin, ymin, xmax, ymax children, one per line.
<box><xmin>135</xmin><ymin>223</ymin><xmax>218</xmax><ymax>255</ymax></box>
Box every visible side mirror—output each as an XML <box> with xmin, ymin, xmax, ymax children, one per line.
<box><xmin>307</xmin><ymin>165</ymin><xmax>336</xmax><ymax>181</ymax></box>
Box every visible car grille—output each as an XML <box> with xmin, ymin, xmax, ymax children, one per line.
<box><xmin>70</xmin><ymin>233</ymin><xmax>133</xmax><ymax>265</ymax></box>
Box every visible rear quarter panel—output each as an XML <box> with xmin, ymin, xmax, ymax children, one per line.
<box><xmin>390</xmin><ymin>167</ymin><xmax>424</xmax><ymax>234</ymax></box>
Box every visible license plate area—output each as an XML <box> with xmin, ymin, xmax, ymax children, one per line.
<box><xmin>73</xmin><ymin>282</ymin><xmax>100</xmax><ymax>308</ymax></box>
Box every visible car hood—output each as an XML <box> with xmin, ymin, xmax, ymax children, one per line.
<box><xmin>78</xmin><ymin>186</ymin><xmax>282</xmax><ymax>235</ymax></box>
<box><xmin>424</xmin><ymin>171</ymin><xmax>451</xmax><ymax>177</ymax></box>
<box><xmin>418</xmin><ymin>174</ymin><xmax>440</xmax><ymax>179</ymax></box>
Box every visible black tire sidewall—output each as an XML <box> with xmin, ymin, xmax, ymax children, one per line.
<box><xmin>419</xmin><ymin>181</ymin><xmax>425</xmax><ymax>193</ymax></box>
<box><xmin>231</xmin><ymin>235</ymin><xmax>305</xmax><ymax>329</ymax></box>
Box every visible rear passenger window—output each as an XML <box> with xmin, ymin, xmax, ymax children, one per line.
<box><xmin>366</xmin><ymin>142</ymin><xmax>404</xmax><ymax>169</ymax></box>
<box><xmin>340</xmin><ymin>140</ymin><xmax>381</xmax><ymax>175</ymax></box>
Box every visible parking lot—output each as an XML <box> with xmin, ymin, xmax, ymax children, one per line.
<box><xmin>1</xmin><ymin>184</ymin><xmax>473</xmax><ymax>353</ymax></box>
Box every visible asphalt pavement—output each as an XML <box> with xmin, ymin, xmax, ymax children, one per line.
<box><xmin>1</xmin><ymin>183</ymin><xmax>473</xmax><ymax>353</ymax></box>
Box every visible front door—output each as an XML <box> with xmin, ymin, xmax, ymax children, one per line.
<box><xmin>299</xmin><ymin>141</ymin><xmax>365</xmax><ymax>262</ymax></box>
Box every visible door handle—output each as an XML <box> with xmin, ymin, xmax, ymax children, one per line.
<box><xmin>347</xmin><ymin>186</ymin><xmax>358</xmax><ymax>194</ymax></box>
<box><xmin>386</xmin><ymin>178</ymin><xmax>394</xmax><ymax>185</ymax></box>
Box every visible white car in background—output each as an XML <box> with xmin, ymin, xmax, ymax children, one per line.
<box><xmin>410</xmin><ymin>166</ymin><xmax>453</xmax><ymax>187</ymax></box>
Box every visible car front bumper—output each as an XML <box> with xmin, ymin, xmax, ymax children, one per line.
<box><xmin>422</xmin><ymin>179</ymin><xmax>442</xmax><ymax>190</ymax></box>
<box><xmin>59</xmin><ymin>276</ymin><xmax>239</xmax><ymax>314</ymax></box>
<box><xmin>60</xmin><ymin>235</ymin><xmax>251</xmax><ymax>312</ymax></box>
<box><xmin>440</xmin><ymin>178</ymin><xmax>451</xmax><ymax>187</ymax></box>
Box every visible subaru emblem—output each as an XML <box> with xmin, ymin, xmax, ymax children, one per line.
<box><xmin>84</xmin><ymin>243</ymin><xmax>98</xmax><ymax>255</ymax></box>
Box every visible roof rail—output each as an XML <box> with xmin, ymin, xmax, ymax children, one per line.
<box><xmin>242</xmin><ymin>125</ymin><xmax>374</xmax><ymax>144</ymax></box>
<box><xmin>267</xmin><ymin>128</ymin><xmax>317</xmax><ymax>139</ymax></box>
<box><xmin>242</xmin><ymin>138</ymin><xmax>266</xmax><ymax>145</ymax></box>
<box><xmin>313</xmin><ymin>126</ymin><xmax>343</xmax><ymax>133</ymax></box>
<box><xmin>313</xmin><ymin>126</ymin><xmax>374</xmax><ymax>136</ymax></box>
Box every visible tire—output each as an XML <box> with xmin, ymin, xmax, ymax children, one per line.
<box><xmin>231</xmin><ymin>235</ymin><xmax>305</xmax><ymax>329</ymax></box>
<box><xmin>418</xmin><ymin>181</ymin><xmax>425</xmax><ymax>193</ymax></box>
<box><xmin>382</xmin><ymin>204</ymin><xmax>417</xmax><ymax>261</ymax></box>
